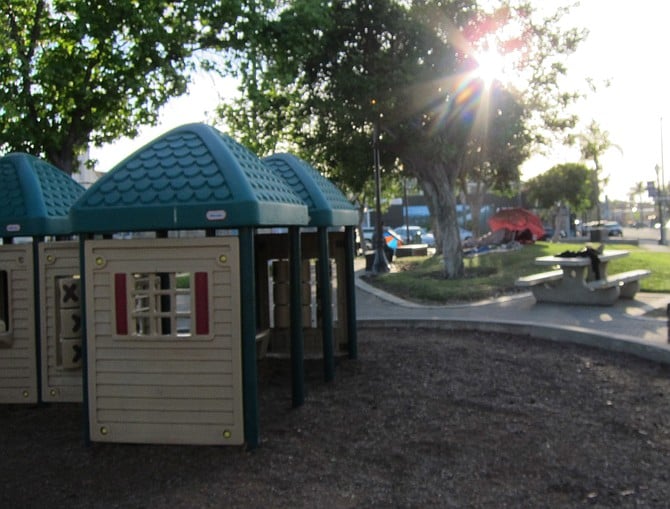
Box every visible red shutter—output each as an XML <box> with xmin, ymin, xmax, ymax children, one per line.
<box><xmin>194</xmin><ymin>272</ymin><xmax>209</xmax><ymax>335</ymax></box>
<box><xmin>114</xmin><ymin>273</ymin><xmax>128</xmax><ymax>335</ymax></box>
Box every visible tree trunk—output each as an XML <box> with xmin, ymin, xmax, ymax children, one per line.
<box><xmin>47</xmin><ymin>146</ymin><xmax>75</xmax><ymax>175</ymax></box>
<box><xmin>464</xmin><ymin>180</ymin><xmax>486</xmax><ymax>237</ymax></box>
<box><xmin>421</xmin><ymin>173</ymin><xmax>464</xmax><ymax>279</ymax></box>
<box><xmin>401</xmin><ymin>151</ymin><xmax>464</xmax><ymax>279</ymax></box>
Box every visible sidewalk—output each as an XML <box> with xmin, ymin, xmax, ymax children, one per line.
<box><xmin>354</xmin><ymin>237</ymin><xmax>670</xmax><ymax>364</ymax></box>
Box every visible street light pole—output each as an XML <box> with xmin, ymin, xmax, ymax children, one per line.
<box><xmin>656</xmin><ymin>164</ymin><xmax>666</xmax><ymax>245</ymax></box>
<box><xmin>372</xmin><ymin>119</ymin><xmax>389</xmax><ymax>273</ymax></box>
<box><xmin>660</xmin><ymin>117</ymin><xmax>667</xmax><ymax>245</ymax></box>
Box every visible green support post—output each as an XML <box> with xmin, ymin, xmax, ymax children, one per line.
<box><xmin>239</xmin><ymin>228</ymin><xmax>259</xmax><ymax>450</ymax></box>
<box><xmin>344</xmin><ymin>226</ymin><xmax>358</xmax><ymax>359</ymax></box>
<box><xmin>289</xmin><ymin>226</ymin><xmax>305</xmax><ymax>407</ymax></box>
<box><xmin>318</xmin><ymin>227</ymin><xmax>334</xmax><ymax>382</ymax></box>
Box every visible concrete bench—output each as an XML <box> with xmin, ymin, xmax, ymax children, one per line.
<box><xmin>515</xmin><ymin>270</ymin><xmax>563</xmax><ymax>288</ymax></box>
<box><xmin>586</xmin><ymin>269</ymin><xmax>651</xmax><ymax>298</ymax></box>
<box><xmin>520</xmin><ymin>249</ymin><xmax>648</xmax><ymax>306</ymax></box>
<box><xmin>395</xmin><ymin>244</ymin><xmax>428</xmax><ymax>258</ymax></box>
<box><xmin>517</xmin><ymin>268</ymin><xmax>620</xmax><ymax>305</ymax></box>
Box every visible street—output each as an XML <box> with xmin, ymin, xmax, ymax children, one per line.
<box><xmin>620</xmin><ymin>226</ymin><xmax>670</xmax><ymax>253</ymax></box>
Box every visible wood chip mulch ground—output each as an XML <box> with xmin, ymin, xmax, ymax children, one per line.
<box><xmin>2</xmin><ymin>328</ymin><xmax>670</xmax><ymax>508</ymax></box>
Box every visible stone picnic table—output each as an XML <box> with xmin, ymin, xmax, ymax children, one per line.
<box><xmin>516</xmin><ymin>249</ymin><xmax>650</xmax><ymax>306</ymax></box>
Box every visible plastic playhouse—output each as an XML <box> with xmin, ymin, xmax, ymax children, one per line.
<box><xmin>67</xmin><ymin>124</ymin><xmax>358</xmax><ymax>448</ymax></box>
<box><xmin>0</xmin><ymin>153</ymin><xmax>85</xmax><ymax>403</ymax></box>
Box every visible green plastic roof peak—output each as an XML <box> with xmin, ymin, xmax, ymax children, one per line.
<box><xmin>0</xmin><ymin>153</ymin><xmax>85</xmax><ymax>236</ymax></box>
<box><xmin>70</xmin><ymin>124</ymin><xmax>309</xmax><ymax>232</ymax></box>
<box><xmin>263</xmin><ymin>153</ymin><xmax>358</xmax><ymax>226</ymax></box>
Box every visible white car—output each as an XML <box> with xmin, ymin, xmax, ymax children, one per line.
<box><xmin>394</xmin><ymin>225</ymin><xmax>470</xmax><ymax>246</ymax></box>
<box><xmin>361</xmin><ymin>227</ymin><xmax>374</xmax><ymax>250</ymax></box>
<box><xmin>581</xmin><ymin>221</ymin><xmax>623</xmax><ymax>237</ymax></box>
<box><xmin>395</xmin><ymin>225</ymin><xmax>425</xmax><ymax>243</ymax></box>
<box><xmin>422</xmin><ymin>232</ymin><xmax>435</xmax><ymax>246</ymax></box>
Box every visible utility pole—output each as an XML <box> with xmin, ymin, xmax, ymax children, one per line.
<box><xmin>372</xmin><ymin>117</ymin><xmax>389</xmax><ymax>273</ymax></box>
<box><xmin>660</xmin><ymin>117</ymin><xmax>667</xmax><ymax>245</ymax></box>
<box><xmin>656</xmin><ymin>164</ymin><xmax>666</xmax><ymax>245</ymax></box>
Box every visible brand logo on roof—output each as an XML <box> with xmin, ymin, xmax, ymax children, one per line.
<box><xmin>206</xmin><ymin>210</ymin><xmax>227</xmax><ymax>221</ymax></box>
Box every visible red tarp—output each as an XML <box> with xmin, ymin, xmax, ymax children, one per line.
<box><xmin>488</xmin><ymin>208</ymin><xmax>545</xmax><ymax>239</ymax></box>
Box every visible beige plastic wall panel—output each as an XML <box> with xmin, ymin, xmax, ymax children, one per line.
<box><xmin>273</xmin><ymin>283</ymin><xmax>290</xmax><ymax>305</ymax></box>
<box><xmin>274</xmin><ymin>305</ymin><xmax>289</xmax><ymax>328</ymax></box>
<box><xmin>210</xmin><ymin>307</ymin><xmax>235</xmax><ymax>325</ymax></box>
<box><xmin>272</xmin><ymin>260</ymin><xmax>289</xmax><ymax>281</ymax></box>
<box><xmin>85</xmin><ymin>237</ymin><xmax>243</xmax><ymax>445</ymax></box>
<box><xmin>38</xmin><ymin>241</ymin><xmax>83</xmax><ymax>402</ymax></box>
<box><xmin>0</xmin><ymin>244</ymin><xmax>37</xmax><ymax>403</ymax></box>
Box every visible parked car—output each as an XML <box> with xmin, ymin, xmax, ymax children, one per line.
<box><xmin>581</xmin><ymin>221</ymin><xmax>623</xmax><ymax>237</ymax></box>
<box><xmin>395</xmin><ymin>225</ymin><xmax>426</xmax><ymax>244</ymax></box>
<box><xmin>603</xmin><ymin>221</ymin><xmax>624</xmax><ymax>237</ymax></box>
<box><xmin>395</xmin><ymin>225</ymin><xmax>470</xmax><ymax>245</ymax></box>
<box><xmin>365</xmin><ymin>224</ymin><xmax>466</xmax><ymax>248</ymax></box>
<box><xmin>361</xmin><ymin>226</ymin><xmax>374</xmax><ymax>250</ymax></box>
<box><xmin>361</xmin><ymin>226</ymin><xmax>404</xmax><ymax>254</ymax></box>
<box><xmin>540</xmin><ymin>226</ymin><xmax>567</xmax><ymax>241</ymax></box>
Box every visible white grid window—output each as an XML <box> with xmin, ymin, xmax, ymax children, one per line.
<box><xmin>130</xmin><ymin>272</ymin><xmax>193</xmax><ymax>337</ymax></box>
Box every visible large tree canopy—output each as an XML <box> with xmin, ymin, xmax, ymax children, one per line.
<box><xmin>220</xmin><ymin>0</ymin><xmax>585</xmax><ymax>278</ymax></box>
<box><xmin>524</xmin><ymin>162</ymin><xmax>596</xmax><ymax>215</ymax></box>
<box><xmin>0</xmin><ymin>0</ymin><xmax>257</xmax><ymax>172</ymax></box>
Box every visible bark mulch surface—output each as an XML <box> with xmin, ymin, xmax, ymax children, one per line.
<box><xmin>2</xmin><ymin>328</ymin><xmax>670</xmax><ymax>508</ymax></box>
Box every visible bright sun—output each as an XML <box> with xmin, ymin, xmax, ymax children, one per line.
<box><xmin>474</xmin><ymin>47</ymin><xmax>506</xmax><ymax>87</ymax></box>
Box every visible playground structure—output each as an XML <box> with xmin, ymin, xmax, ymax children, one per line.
<box><xmin>80</xmin><ymin>236</ymin><xmax>245</xmax><ymax>445</ymax></box>
<box><xmin>0</xmin><ymin>125</ymin><xmax>358</xmax><ymax>448</ymax></box>
<box><xmin>0</xmin><ymin>153</ymin><xmax>85</xmax><ymax>404</ymax></box>
<box><xmin>39</xmin><ymin>241</ymin><xmax>84</xmax><ymax>402</ymax></box>
<box><xmin>260</xmin><ymin>153</ymin><xmax>358</xmax><ymax>366</ymax></box>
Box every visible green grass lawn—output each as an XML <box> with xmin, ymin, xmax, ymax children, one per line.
<box><xmin>364</xmin><ymin>241</ymin><xmax>670</xmax><ymax>304</ymax></box>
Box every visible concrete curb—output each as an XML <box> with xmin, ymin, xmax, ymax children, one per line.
<box><xmin>355</xmin><ymin>265</ymin><xmax>670</xmax><ymax>365</ymax></box>
<box><xmin>357</xmin><ymin>318</ymin><xmax>670</xmax><ymax>365</ymax></box>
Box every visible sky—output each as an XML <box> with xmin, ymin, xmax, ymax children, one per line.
<box><xmin>90</xmin><ymin>0</ymin><xmax>670</xmax><ymax>202</ymax></box>
<box><xmin>520</xmin><ymin>0</ymin><xmax>670</xmax><ymax>202</ymax></box>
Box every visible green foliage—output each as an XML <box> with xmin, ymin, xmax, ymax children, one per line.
<box><xmin>569</xmin><ymin>120</ymin><xmax>622</xmax><ymax>220</ymax></box>
<box><xmin>369</xmin><ymin>242</ymin><xmax>670</xmax><ymax>303</ymax></box>
<box><xmin>524</xmin><ymin>162</ymin><xmax>595</xmax><ymax>214</ymax></box>
<box><xmin>369</xmin><ymin>244</ymin><xmax>546</xmax><ymax>302</ymax></box>
<box><xmin>217</xmin><ymin>0</ymin><xmax>586</xmax><ymax>278</ymax></box>
<box><xmin>0</xmin><ymin>0</ymin><xmax>253</xmax><ymax>172</ymax></box>
<box><xmin>574</xmin><ymin>120</ymin><xmax>622</xmax><ymax>169</ymax></box>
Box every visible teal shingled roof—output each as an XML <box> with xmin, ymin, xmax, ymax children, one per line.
<box><xmin>70</xmin><ymin>124</ymin><xmax>309</xmax><ymax>232</ymax></box>
<box><xmin>0</xmin><ymin>153</ymin><xmax>85</xmax><ymax>236</ymax></box>
<box><xmin>263</xmin><ymin>153</ymin><xmax>358</xmax><ymax>226</ymax></box>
